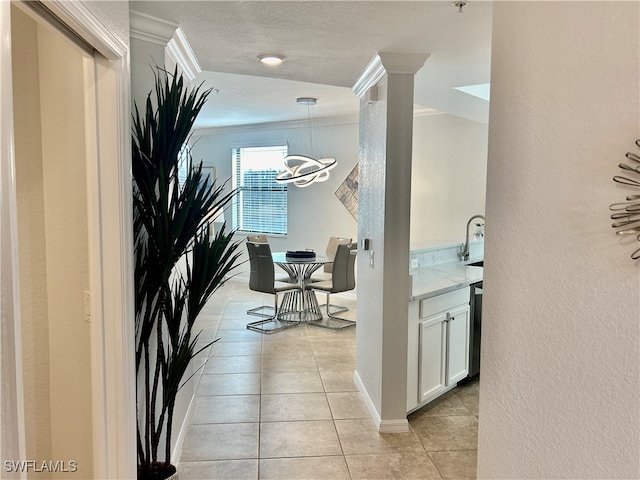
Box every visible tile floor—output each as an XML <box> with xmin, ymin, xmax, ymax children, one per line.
<box><xmin>178</xmin><ymin>277</ymin><xmax>479</xmax><ymax>479</ymax></box>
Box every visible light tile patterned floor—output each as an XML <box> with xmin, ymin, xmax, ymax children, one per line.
<box><xmin>178</xmin><ymin>277</ymin><xmax>478</xmax><ymax>479</ymax></box>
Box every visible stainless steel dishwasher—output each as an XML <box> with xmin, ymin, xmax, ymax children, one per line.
<box><xmin>468</xmin><ymin>281</ymin><xmax>483</xmax><ymax>378</ymax></box>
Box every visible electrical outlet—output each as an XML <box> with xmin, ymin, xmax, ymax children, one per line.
<box><xmin>411</xmin><ymin>258</ymin><xmax>419</xmax><ymax>269</ymax></box>
<box><xmin>369</xmin><ymin>250</ymin><xmax>374</xmax><ymax>268</ymax></box>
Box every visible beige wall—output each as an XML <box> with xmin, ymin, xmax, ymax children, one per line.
<box><xmin>12</xmin><ymin>7</ymin><xmax>52</xmax><ymax>474</ymax></box>
<box><xmin>478</xmin><ymin>2</ymin><xmax>639</xmax><ymax>478</ymax></box>
<box><xmin>13</xmin><ymin>7</ymin><xmax>93</xmax><ymax>478</ymax></box>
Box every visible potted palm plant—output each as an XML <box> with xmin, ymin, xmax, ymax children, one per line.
<box><xmin>132</xmin><ymin>67</ymin><xmax>241</xmax><ymax>480</ymax></box>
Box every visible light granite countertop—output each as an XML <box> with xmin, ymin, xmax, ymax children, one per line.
<box><xmin>409</xmin><ymin>262</ymin><xmax>483</xmax><ymax>301</ymax></box>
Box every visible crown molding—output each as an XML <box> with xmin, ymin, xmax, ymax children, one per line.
<box><xmin>191</xmin><ymin>106</ymin><xmax>440</xmax><ymax>137</ymax></box>
<box><xmin>130</xmin><ymin>11</ymin><xmax>201</xmax><ymax>82</ymax></box>
<box><xmin>353</xmin><ymin>52</ymin><xmax>430</xmax><ymax>98</ymax></box>
<box><xmin>378</xmin><ymin>52</ymin><xmax>431</xmax><ymax>75</ymax></box>
<box><xmin>166</xmin><ymin>27</ymin><xmax>201</xmax><ymax>82</ymax></box>
<box><xmin>353</xmin><ymin>54</ymin><xmax>386</xmax><ymax>99</ymax></box>
<box><xmin>130</xmin><ymin>10</ymin><xmax>178</xmax><ymax>46</ymax></box>
<box><xmin>192</xmin><ymin>113</ymin><xmax>359</xmax><ymax>138</ymax></box>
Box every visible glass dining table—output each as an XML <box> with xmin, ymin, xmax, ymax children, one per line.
<box><xmin>272</xmin><ymin>251</ymin><xmax>329</xmax><ymax>322</ymax></box>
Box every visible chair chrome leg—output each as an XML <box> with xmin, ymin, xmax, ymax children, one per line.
<box><xmin>317</xmin><ymin>303</ymin><xmax>349</xmax><ymax>315</ymax></box>
<box><xmin>246</xmin><ymin>292</ymin><xmax>300</xmax><ymax>333</ymax></box>
<box><xmin>309</xmin><ymin>292</ymin><xmax>356</xmax><ymax>330</ymax></box>
<box><xmin>247</xmin><ymin>305</ymin><xmax>275</xmax><ymax>317</ymax></box>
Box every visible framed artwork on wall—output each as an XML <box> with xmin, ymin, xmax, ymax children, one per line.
<box><xmin>335</xmin><ymin>163</ymin><xmax>358</xmax><ymax>220</ymax></box>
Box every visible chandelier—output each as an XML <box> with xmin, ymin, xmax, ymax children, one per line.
<box><xmin>275</xmin><ymin>97</ymin><xmax>337</xmax><ymax>188</ymax></box>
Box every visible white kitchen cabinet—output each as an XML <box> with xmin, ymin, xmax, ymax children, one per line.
<box><xmin>408</xmin><ymin>287</ymin><xmax>470</xmax><ymax>412</ymax></box>
<box><xmin>418</xmin><ymin>313</ymin><xmax>446</xmax><ymax>402</ymax></box>
<box><xmin>418</xmin><ymin>304</ymin><xmax>470</xmax><ymax>403</ymax></box>
<box><xmin>445</xmin><ymin>304</ymin><xmax>470</xmax><ymax>385</ymax></box>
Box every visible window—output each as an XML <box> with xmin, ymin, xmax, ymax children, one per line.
<box><xmin>232</xmin><ymin>145</ymin><xmax>288</xmax><ymax>235</ymax></box>
<box><xmin>177</xmin><ymin>143</ymin><xmax>190</xmax><ymax>187</ymax></box>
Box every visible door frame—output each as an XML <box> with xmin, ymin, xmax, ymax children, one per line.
<box><xmin>0</xmin><ymin>2</ymin><xmax>135</xmax><ymax>478</ymax></box>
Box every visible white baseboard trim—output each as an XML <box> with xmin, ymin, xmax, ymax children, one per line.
<box><xmin>353</xmin><ymin>369</ymin><xmax>409</xmax><ymax>433</ymax></box>
<box><xmin>378</xmin><ymin>418</ymin><xmax>410</xmax><ymax>433</ymax></box>
<box><xmin>170</xmin><ymin>377</ymin><xmax>200</xmax><ymax>466</ymax></box>
<box><xmin>353</xmin><ymin>369</ymin><xmax>381</xmax><ymax>428</ymax></box>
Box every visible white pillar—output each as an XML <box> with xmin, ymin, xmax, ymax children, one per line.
<box><xmin>353</xmin><ymin>52</ymin><xmax>429</xmax><ymax>432</ymax></box>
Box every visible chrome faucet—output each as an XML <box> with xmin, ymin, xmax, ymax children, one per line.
<box><xmin>462</xmin><ymin>215</ymin><xmax>485</xmax><ymax>261</ymax></box>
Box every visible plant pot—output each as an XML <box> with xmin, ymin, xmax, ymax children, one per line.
<box><xmin>138</xmin><ymin>462</ymin><xmax>177</xmax><ymax>480</ymax></box>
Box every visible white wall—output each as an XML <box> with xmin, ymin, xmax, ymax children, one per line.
<box><xmin>192</xmin><ymin>113</ymin><xmax>488</xmax><ymax>272</ymax></box>
<box><xmin>411</xmin><ymin>114</ymin><xmax>488</xmax><ymax>246</ymax></box>
<box><xmin>191</xmin><ymin>122</ymin><xmax>360</xmax><ymax>269</ymax></box>
<box><xmin>130</xmin><ymin>37</ymin><xmax>166</xmax><ymax>112</ymax></box>
<box><xmin>478</xmin><ymin>2</ymin><xmax>639</xmax><ymax>478</ymax></box>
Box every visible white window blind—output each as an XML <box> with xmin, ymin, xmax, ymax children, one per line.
<box><xmin>177</xmin><ymin>143</ymin><xmax>190</xmax><ymax>187</ymax></box>
<box><xmin>232</xmin><ymin>145</ymin><xmax>288</xmax><ymax>235</ymax></box>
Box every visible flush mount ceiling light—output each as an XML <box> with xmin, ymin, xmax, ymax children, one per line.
<box><xmin>258</xmin><ymin>54</ymin><xmax>285</xmax><ymax>66</ymax></box>
<box><xmin>276</xmin><ymin>97</ymin><xmax>337</xmax><ymax>188</ymax></box>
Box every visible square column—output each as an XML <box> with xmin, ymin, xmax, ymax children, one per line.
<box><xmin>353</xmin><ymin>52</ymin><xmax>429</xmax><ymax>432</ymax></box>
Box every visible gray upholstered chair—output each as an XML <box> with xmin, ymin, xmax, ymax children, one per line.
<box><xmin>245</xmin><ymin>234</ymin><xmax>295</xmax><ymax>317</ymax></box>
<box><xmin>311</xmin><ymin>236</ymin><xmax>352</xmax><ymax>283</ymax></box>
<box><xmin>310</xmin><ymin>236</ymin><xmax>352</xmax><ymax>311</ymax></box>
<box><xmin>246</xmin><ymin>234</ymin><xmax>294</xmax><ymax>283</ymax></box>
<box><xmin>308</xmin><ymin>243</ymin><xmax>357</xmax><ymax>329</ymax></box>
<box><xmin>324</xmin><ymin>236</ymin><xmax>352</xmax><ymax>273</ymax></box>
<box><xmin>246</xmin><ymin>242</ymin><xmax>300</xmax><ymax>333</ymax></box>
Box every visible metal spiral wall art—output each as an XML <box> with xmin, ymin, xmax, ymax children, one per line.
<box><xmin>610</xmin><ymin>139</ymin><xmax>640</xmax><ymax>260</ymax></box>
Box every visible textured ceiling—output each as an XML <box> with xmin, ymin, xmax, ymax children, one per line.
<box><xmin>130</xmin><ymin>1</ymin><xmax>493</xmax><ymax>128</ymax></box>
